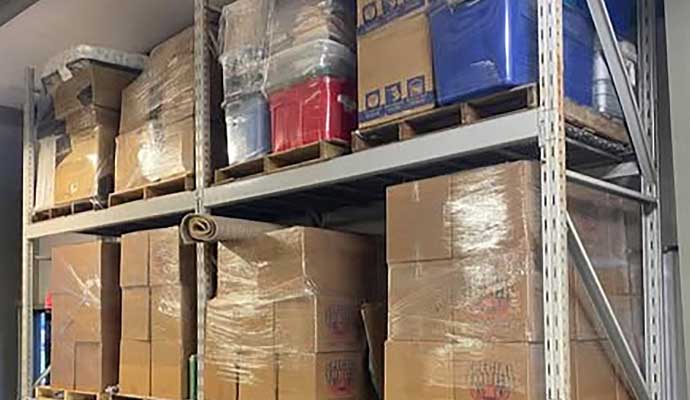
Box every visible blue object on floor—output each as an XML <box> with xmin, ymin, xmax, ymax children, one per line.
<box><xmin>429</xmin><ymin>0</ymin><xmax>595</xmax><ymax>106</ymax></box>
<box><xmin>224</xmin><ymin>93</ymin><xmax>272</xmax><ymax>166</ymax></box>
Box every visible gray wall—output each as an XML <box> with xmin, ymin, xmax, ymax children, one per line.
<box><xmin>0</xmin><ymin>106</ymin><xmax>21</xmax><ymax>399</ymax></box>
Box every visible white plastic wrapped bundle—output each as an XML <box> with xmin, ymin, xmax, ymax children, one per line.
<box><xmin>593</xmin><ymin>39</ymin><xmax>638</xmax><ymax>120</ymax></box>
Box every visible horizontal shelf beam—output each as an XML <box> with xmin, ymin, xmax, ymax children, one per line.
<box><xmin>25</xmin><ymin>191</ymin><xmax>196</xmax><ymax>239</ymax></box>
<box><xmin>566</xmin><ymin>170</ymin><xmax>657</xmax><ymax>204</ymax></box>
<box><xmin>205</xmin><ymin>109</ymin><xmax>540</xmax><ymax>209</ymax></box>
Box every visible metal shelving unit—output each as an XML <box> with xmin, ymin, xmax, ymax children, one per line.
<box><xmin>17</xmin><ymin>0</ymin><xmax>670</xmax><ymax>399</ymax></box>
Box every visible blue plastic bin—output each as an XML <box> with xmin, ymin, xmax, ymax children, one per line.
<box><xmin>569</xmin><ymin>0</ymin><xmax>637</xmax><ymax>41</ymax></box>
<box><xmin>429</xmin><ymin>0</ymin><xmax>594</xmax><ymax>106</ymax></box>
<box><xmin>224</xmin><ymin>93</ymin><xmax>271</xmax><ymax>166</ymax></box>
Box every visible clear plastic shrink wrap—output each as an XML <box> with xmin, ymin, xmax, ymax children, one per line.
<box><xmin>119</xmin><ymin>227</ymin><xmax>197</xmax><ymax>399</ymax></box>
<box><xmin>205</xmin><ymin>227</ymin><xmax>381</xmax><ymax>400</ymax></box>
<box><xmin>50</xmin><ymin>240</ymin><xmax>121</xmax><ymax>392</ymax></box>
<box><xmin>384</xmin><ymin>161</ymin><xmax>643</xmax><ymax>399</ymax></box>
<box><xmin>115</xmin><ymin>28</ymin><xmax>196</xmax><ymax>192</ymax></box>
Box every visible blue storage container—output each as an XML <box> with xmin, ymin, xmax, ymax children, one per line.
<box><xmin>562</xmin><ymin>0</ymin><xmax>636</xmax><ymax>41</ymax></box>
<box><xmin>429</xmin><ymin>0</ymin><xmax>595</xmax><ymax>106</ymax></box>
<box><xmin>224</xmin><ymin>93</ymin><xmax>271</xmax><ymax>166</ymax></box>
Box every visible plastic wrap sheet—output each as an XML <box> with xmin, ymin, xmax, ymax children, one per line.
<box><xmin>224</xmin><ymin>94</ymin><xmax>272</xmax><ymax>165</ymax></box>
<box><xmin>265</xmin><ymin>39</ymin><xmax>355</xmax><ymax>94</ymax></box>
<box><xmin>34</xmin><ymin>136</ymin><xmax>58</xmax><ymax>212</ymax></box>
<box><xmin>384</xmin><ymin>160</ymin><xmax>644</xmax><ymax>398</ymax></box>
<box><xmin>50</xmin><ymin>240</ymin><xmax>120</xmax><ymax>392</ymax></box>
<box><xmin>269</xmin><ymin>0</ymin><xmax>356</xmax><ymax>54</ymax></box>
<box><xmin>114</xmin><ymin>117</ymin><xmax>194</xmax><ymax>192</ymax></box>
<box><xmin>41</xmin><ymin>45</ymin><xmax>147</xmax><ymax>94</ymax></box>
<box><xmin>593</xmin><ymin>39</ymin><xmax>638</xmax><ymax>120</ymax></box>
<box><xmin>119</xmin><ymin>227</ymin><xmax>197</xmax><ymax>399</ymax></box>
<box><xmin>205</xmin><ymin>226</ymin><xmax>380</xmax><ymax>400</ymax></box>
<box><xmin>120</xmin><ymin>28</ymin><xmax>194</xmax><ymax>135</ymax></box>
<box><xmin>53</xmin><ymin>120</ymin><xmax>117</xmax><ymax>207</ymax></box>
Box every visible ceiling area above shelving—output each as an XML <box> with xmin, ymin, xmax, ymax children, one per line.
<box><xmin>0</xmin><ymin>0</ymin><xmax>194</xmax><ymax>108</ymax></box>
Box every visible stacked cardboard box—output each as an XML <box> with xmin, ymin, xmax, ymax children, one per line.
<box><xmin>205</xmin><ymin>227</ymin><xmax>378</xmax><ymax>400</ymax></box>
<box><xmin>115</xmin><ymin>28</ymin><xmax>196</xmax><ymax>193</ymax></box>
<box><xmin>119</xmin><ymin>227</ymin><xmax>197</xmax><ymax>399</ymax></box>
<box><xmin>384</xmin><ymin>161</ymin><xmax>642</xmax><ymax>399</ymax></box>
<box><xmin>37</xmin><ymin>64</ymin><xmax>136</xmax><ymax>208</ymax></box>
<box><xmin>356</xmin><ymin>0</ymin><xmax>435</xmax><ymax>128</ymax></box>
<box><xmin>50</xmin><ymin>241</ymin><xmax>121</xmax><ymax>392</ymax></box>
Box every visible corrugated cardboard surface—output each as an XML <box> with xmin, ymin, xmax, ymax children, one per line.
<box><xmin>357</xmin><ymin>13</ymin><xmax>435</xmax><ymax>128</ymax></box>
<box><xmin>275</xmin><ymin>295</ymin><xmax>364</xmax><ymax>353</ymax></box>
<box><xmin>119</xmin><ymin>340</ymin><xmax>151</xmax><ymax>396</ymax></box>
<box><xmin>65</xmin><ymin>106</ymin><xmax>120</xmax><ymax>136</ymax></box>
<box><xmin>239</xmin><ymin>354</ymin><xmax>277</xmax><ymax>400</ymax></box>
<box><xmin>75</xmin><ymin>341</ymin><xmax>119</xmax><ymax>393</ymax></box>
<box><xmin>278</xmin><ymin>352</ymin><xmax>365</xmax><ymax>400</ymax></box>
<box><xmin>356</xmin><ymin>0</ymin><xmax>429</xmax><ymax>35</ymax></box>
<box><xmin>150</xmin><ymin>284</ymin><xmax>196</xmax><ymax>342</ymax></box>
<box><xmin>121</xmin><ymin>230</ymin><xmax>150</xmax><ymax>288</ymax></box>
<box><xmin>151</xmin><ymin>339</ymin><xmax>195</xmax><ymax>400</ymax></box>
<box><xmin>384</xmin><ymin>341</ymin><xmax>453</xmax><ymax>400</ymax></box>
<box><xmin>51</xmin><ymin>340</ymin><xmax>75</xmax><ymax>390</ymax></box>
<box><xmin>205</xmin><ymin>360</ymin><xmax>238</xmax><ymax>400</ymax></box>
<box><xmin>149</xmin><ymin>226</ymin><xmax>196</xmax><ymax>287</ymax></box>
<box><xmin>571</xmin><ymin>340</ymin><xmax>618</xmax><ymax>400</ymax></box>
<box><xmin>121</xmin><ymin>287</ymin><xmax>151</xmax><ymax>341</ymax></box>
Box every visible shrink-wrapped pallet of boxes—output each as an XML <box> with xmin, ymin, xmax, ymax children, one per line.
<box><xmin>384</xmin><ymin>160</ymin><xmax>643</xmax><ymax>399</ymax></box>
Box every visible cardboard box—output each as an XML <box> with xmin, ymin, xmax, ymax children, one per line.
<box><xmin>218</xmin><ymin>227</ymin><xmax>375</xmax><ymax>299</ymax></box>
<box><xmin>54</xmin><ymin>121</ymin><xmax>117</xmax><ymax>205</ymax></box>
<box><xmin>453</xmin><ymin>342</ymin><xmax>545</xmax><ymax>400</ymax></box>
<box><xmin>206</xmin><ymin>360</ymin><xmax>239</xmax><ymax>400</ymax></box>
<box><xmin>356</xmin><ymin>0</ymin><xmax>429</xmax><ymax>35</ymax></box>
<box><xmin>151</xmin><ymin>285</ymin><xmax>196</xmax><ymax>342</ymax></box>
<box><xmin>357</xmin><ymin>13</ymin><xmax>435</xmax><ymax>129</ymax></box>
<box><xmin>384</xmin><ymin>341</ymin><xmax>453</xmax><ymax>400</ymax></box>
<box><xmin>278</xmin><ymin>352</ymin><xmax>365</xmax><ymax>400</ymax></box>
<box><xmin>65</xmin><ymin>106</ymin><xmax>120</xmax><ymax>136</ymax></box>
<box><xmin>51</xmin><ymin>294</ymin><xmax>78</xmax><ymax>341</ymax></box>
<box><xmin>274</xmin><ymin>295</ymin><xmax>364</xmax><ymax>353</ymax></box>
<box><xmin>149</xmin><ymin>226</ymin><xmax>196</xmax><ymax>287</ymax></box>
<box><xmin>571</xmin><ymin>340</ymin><xmax>617</xmax><ymax>400</ymax></box>
<box><xmin>121</xmin><ymin>287</ymin><xmax>151</xmax><ymax>341</ymax></box>
<box><xmin>239</xmin><ymin>354</ymin><xmax>277</xmax><ymax>400</ymax></box>
<box><xmin>121</xmin><ymin>230</ymin><xmax>150</xmax><ymax>288</ymax></box>
<box><xmin>119</xmin><ymin>340</ymin><xmax>151</xmax><ymax>396</ymax></box>
<box><xmin>51</xmin><ymin>340</ymin><xmax>75</xmax><ymax>390</ymax></box>
<box><xmin>53</xmin><ymin>63</ymin><xmax>137</xmax><ymax>119</ymax></box>
<box><xmin>114</xmin><ymin>117</ymin><xmax>195</xmax><ymax>192</ymax></box>
<box><xmin>386</xmin><ymin>161</ymin><xmax>541</xmax><ymax>264</ymax></box>
<box><xmin>361</xmin><ymin>302</ymin><xmax>386</xmax><ymax>397</ymax></box>
<box><xmin>151</xmin><ymin>339</ymin><xmax>195</xmax><ymax>400</ymax></box>
<box><xmin>74</xmin><ymin>341</ymin><xmax>119</xmax><ymax>392</ymax></box>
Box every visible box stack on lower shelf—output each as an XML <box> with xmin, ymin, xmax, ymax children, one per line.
<box><xmin>384</xmin><ymin>160</ymin><xmax>643</xmax><ymax>400</ymax></box>
<box><xmin>205</xmin><ymin>227</ymin><xmax>383</xmax><ymax>400</ymax></box>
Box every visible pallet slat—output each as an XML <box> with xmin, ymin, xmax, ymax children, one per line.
<box><xmin>264</xmin><ymin>140</ymin><xmax>349</xmax><ymax>173</ymax></box>
<box><xmin>32</xmin><ymin>198</ymin><xmax>104</xmax><ymax>222</ymax></box>
<box><xmin>214</xmin><ymin>156</ymin><xmax>266</xmax><ymax>185</ymax></box>
<box><xmin>108</xmin><ymin>173</ymin><xmax>195</xmax><ymax>207</ymax></box>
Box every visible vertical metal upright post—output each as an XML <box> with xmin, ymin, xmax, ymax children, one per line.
<box><xmin>194</xmin><ymin>0</ymin><xmax>213</xmax><ymax>399</ymax></box>
<box><xmin>538</xmin><ymin>0</ymin><xmax>570</xmax><ymax>399</ymax></box>
<box><xmin>638</xmin><ymin>0</ymin><xmax>664</xmax><ymax>398</ymax></box>
<box><xmin>21</xmin><ymin>67</ymin><xmax>37</xmax><ymax>400</ymax></box>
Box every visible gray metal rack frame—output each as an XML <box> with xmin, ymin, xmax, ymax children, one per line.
<box><xmin>17</xmin><ymin>0</ymin><xmax>667</xmax><ymax>399</ymax></box>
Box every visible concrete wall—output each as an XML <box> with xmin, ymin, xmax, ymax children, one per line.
<box><xmin>0</xmin><ymin>106</ymin><xmax>21</xmax><ymax>399</ymax></box>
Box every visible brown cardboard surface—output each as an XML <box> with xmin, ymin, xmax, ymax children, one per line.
<box><xmin>149</xmin><ymin>226</ymin><xmax>196</xmax><ymax>287</ymax></box>
<box><xmin>119</xmin><ymin>340</ymin><xmax>151</xmax><ymax>396</ymax></box>
<box><xmin>114</xmin><ymin>116</ymin><xmax>195</xmax><ymax>192</ymax></box>
<box><xmin>357</xmin><ymin>13</ymin><xmax>435</xmax><ymax>128</ymax></box>
<box><xmin>384</xmin><ymin>341</ymin><xmax>453</xmax><ymax>400</ymax></box>
<box><xmin>54</xmin><ymin>121</ymin><xmax>117</xmax><ymax>205</ymax></box>
<box><xmin>74</xmin><ymin>341</ymin><xmax>119</xmax><ymax>393</ymax></box>
<box><xmin>453</xmin><ymin>342</ymin><xmax>545</xmax><ymax>400</ymax></box>
<box><xmin>238</xmin><ymin>354</ymin><xmax>277</xmax><ymax>400</ymax></box>
<box><xmin>65</xmin><ymin>106</ymin><xmax>120</xmax><ymax>136</ymax></box>
<box><xmin>53</xmin><ymin>64</ymin><xmax>137</xmax><ymax>119</ymax></box>
<box><xmin>361</xmin><ymin>302</ymin><xmax>386</xmax><ymax>397</ymax></box>
<box><xmin>121</xmin><ymin>230</ymin><xmax>150</xmax><ymax>288</ymax></box>
<box><xmin>151</xmin><ymin>284</ymin><xmax>196</xmax><ymax>342</ymax></box>
<box><xmin>356</xmin><ymin>0</ymin><xmax>429</xmax><ymax>33</ymax></box>
<box><xmin>274</xmin><ymin>295</ymin><xmax>364</xmax><ymax>353</ymax></box>
<box><xmin>51</xmin><ymin>339</ymin><xmax>75</xmax><ymax>390</ymax></box>
<box><xmin>386</xmin><ymin>161</ymin><xmax>541</xmax><ymax>264</ymax></box>
<box><xmin>121</xmin><ymin>287</ymin><xmax>151</xmax><ymax>341</ymax></box>
<box><xmin>233</xmin><ymin>304</ymin><xmax>275</xmax><ymax>350</ymax></box>
<box><xmin>206</xmin><ymin>360</ymin><xmax>238</xmax><ymax>400</ymax></box>
<box><xmin>278</xmin><ymin>352</ymin><xmax>366</xmax><ymax>400</ymax></box>
<box><xmin>571</xmin><ymin>340</ymin><xmax>617</xmax><ymax>400</ymax></box>
<box><xmin>151</xmin><ymin>339</ymin><xmax>194</xmax><ymax>400</ymax></box>
<box><xmin>52</xmin><ymin>294</ymin><xmax>78</xmax><ymax>341</ymax></box>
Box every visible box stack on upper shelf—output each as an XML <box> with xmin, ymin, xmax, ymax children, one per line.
<box><xmin>384</xmin><ymin>160</ymin><xmax>642</xmax><ymax>400</ymax></box>
<box><xmin>205</xmin><ymin>226</ymin><xmax>385</xmax><ymax>400</ymax></box>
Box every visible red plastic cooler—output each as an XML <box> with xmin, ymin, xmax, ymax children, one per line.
<box><xmin>269</xmin><ymin>76</ymin><xmax>356</xmax><ymax>153</ymax></box>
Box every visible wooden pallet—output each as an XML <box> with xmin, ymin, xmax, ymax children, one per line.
<box><xmin>108</xmin><ymin>173</ymin><xmax>195</xmax><ymax>207</ymax></box>
<box><xmin>353</xmin><ymin>84</ymin><xmax>538</xmax><ymax>152</ymax></box>
<box><xmin>563</xmin><ymin>99</ymin><xmax>629</xmax><ymax>145</ymax></box>
<box><xmin>214</xmin><ymin>156</ymin><xmax>266</xmax><ymax>185</ymax></box>
<box><xmin>32</xmin><ymin>198</ymin><xmax>105</xmax><ymax>222</ymax></box>
<box><xmin>111</xmin><ymin>394</ymin><xmax>175</xmax><ymax>400</ymax></box>
<box><xmin>36</xmin><ymin>387</ymin><xmax>110</xmax><ymax>400</ymax></box>
<box><xmin>264</xmin><ymin>140</ymin><xmax>349</xmax><ymax>174</ymax></box>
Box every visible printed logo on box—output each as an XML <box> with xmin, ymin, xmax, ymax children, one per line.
<box><xmin>365</xmin><ymin>90</ymin><xmax>382</xmax><ymax>110</ymax></box>
<box><xmin>362</xmin><ymin>3</ymin><xmax>379</xmax><ymax>24</ymax></box>
<box><xmin>385</xmin><ymin>82</ymin><xmax>403</xmax><ymax>105</ymax></box>
<box><xmin>325</xmin><ymin>304</ymin><xmax>356</xmax><ymax>337</ymax></box>
<box><xmin>357</xmin><ymin>0</ymin><xmax>427</xmax><ymax>35</ymax></box>
<box><xmin>407</xmin><ymin>76</ymin><xmax>426</xmax><ymax>98</ymax></box>
<box><xmin>469</xmin><ymin>361</ymin><xmax>515</xmax><ymax>400</ymax></box>
<box><xmin>325</xmin><ymin>359</ymin><xmax>355</xmax><ymax>395</ymax></box>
